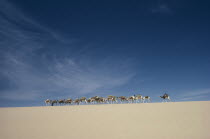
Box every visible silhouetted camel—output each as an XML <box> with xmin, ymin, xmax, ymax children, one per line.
<box><xmin>160</xmin><ymin>94</ymin><xmax>171</xmax><ymax>102</ymax></box>
<box><xmin>45</xmin><ymin>99</ymin><xmax>51</xmax><ymax>106</ymax></box>
<box><xmin>142</xmin><ymin>96</ymin><xmax>151</xmax><ymax>103</ymax></box>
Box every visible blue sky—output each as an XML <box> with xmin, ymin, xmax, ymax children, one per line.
<box><xmin>0</xmin><ymin>0</ymin><xmax>210</xmax><ymax>107</ymax></box>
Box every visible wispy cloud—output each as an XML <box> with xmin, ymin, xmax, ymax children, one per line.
<box><xmin>0</xmin><ymin>54</ymin><xmax>135</xmax><ymax>100</ymax></box>
<box><xmin>150</xmin><ymin>4</ymin><xmax>171</xmax><ymax>14</ymax></box>
<box><xmin>49</xmin><ymin>58</ymin><xmax>135</xmax><ymax>94</ymax></box>
<box><xmin>0</xmin><ymin>0</ymin><xmax>69</xmax><ymax>44</ymax></box>
<box><xmin>177</xmin><ymin>89</ymin><xmax>210</xmax><ymax>101</ymax></box>
<box><xmin>0</xmin><ymin>0</ymin><xmax>136</xmax><ymax>101</ymax></box>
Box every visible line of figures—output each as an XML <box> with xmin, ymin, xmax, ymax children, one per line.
<box><xmin>45</xmin><ymin>93</ymin><xmax>171</xmax><ymax>106</ymax></box>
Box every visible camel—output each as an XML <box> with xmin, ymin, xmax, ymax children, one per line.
<box><xmin>91</xmin><ymin>96</ymin><xmax>106</xmax><ymax>104</ymax></box>
<box><xmin>107</xmin><ymin>97</ymin><xmax>112</xmax><ymax>103</ymax></box>
<box><xmin>87</xmin><ymin>98</ymin><xmax>95</xmax><ymax>104</ymax></box>
<box><xmin>128</xmin><ymin>96</ymin><xmax>135</xmax><ymax>103</ymax></box>
<box><xmin>135</xmin><ymin>95</ymin><xmax>144</xmax><ymax>103</ymax></box>
<box><xmin>80</xmin><ymin>97</ymin><xmax>87</xmax><ymax>104</ymax></box>
<box><xmin>97</xmin><ymin>97</ymin><xmax>107</xmax><ymax>104</ymax></box>
<box><xmin>142</xmin><ymin>96</ymin><xmax>151</xmax><ymax>103</ymax></box>
<box><xmin>89</xmin><ymin>96</ymin><xmax>98</xmax><ymax>104</ymax></box>
<box><xmin>45</xmin><ymin>99</ymin><xmax>51</xmax><ymax>106</ymax></box>
<box><xmin>87</xmin><ymin>98</ymin><xmax>91</xmax><ymax>104</ymax></box>
<box><xmin>101</xmin><ymin>97</ymin><xmax>108</xmax><ymax>103</ymax></box>
<box><xmin>112</xmin><ymin>97</ymin><xmax>118</xmax><ymax>103</ymax></box>
<box><xmin>51</xmin><ymin>100</ymin><xmax>58</xmax><ymax>106</ymax></box>
<box><xmin>118</xmin><ymin>96</ymin><xmax>128</xmax><ymax>103</ymax></box>
<box><xmin>65</xmin><ymin>99</ymin><xmax>72</xmax><ymax>105</ymax></box>
<box><xmin>86</xmin><ymin>96</ymin><xmax>106</xmax><ymax>104</ymax></box>
<box><xmin>95</xmin><ymin>96</ymin><xmax>103</xmax><ymax>103</ymax></box>
<box><xmin>107</xmin><ymin>95</ymin><xmax>118</xmax><ymax>104</ymax></box>
<box><xmin>74</xmin><ymin>98</ymin><xmax>81</xmax><ymax>105</ymax></box>
<box><xmin>58</xmin><ymin>99</ymin><xmax>65</xmax><ymax>105</ymax></box>
<box><xmin>160</xmin><ymin>93</ymin><xmax>171</xmax><ymax>102</ymax></box>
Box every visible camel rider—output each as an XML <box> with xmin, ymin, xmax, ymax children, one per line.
<box><xmin>164</xmin><ymin>93</ymin><xmax>168</xmax><ymax>97</ymax></box>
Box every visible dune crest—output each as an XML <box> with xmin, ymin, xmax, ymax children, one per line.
<box><xmin>1</xmin><ymin>101</ymin><xmax>210</xmax><ymax>139</ymax></box>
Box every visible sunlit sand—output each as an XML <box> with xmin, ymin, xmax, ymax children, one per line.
<box><xmin>1</xmin><ymin>101</ymin><xmax>210</xmax><ymax>139</ymax></box>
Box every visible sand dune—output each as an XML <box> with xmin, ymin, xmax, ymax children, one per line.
<box><xmin>0</xmin><ymin>101</ymin><xmax>210</xmax><ymax>139</ymax></box>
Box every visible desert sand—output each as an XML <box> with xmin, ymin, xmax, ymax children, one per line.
<box><xmin>0</xmin><ymin>101</ymin><xmax>210</xmax><ymax>139</ymax></box>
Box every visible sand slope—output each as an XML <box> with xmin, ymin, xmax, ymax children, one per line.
<box><xmin>0</xmin><ymin>101</ymin><xmax>210</xmax><ymax>139</ymax></box>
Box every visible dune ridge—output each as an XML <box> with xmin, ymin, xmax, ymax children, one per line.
<box><xmin>1</xmin><ymin>101</ymin><xmax>210</xmax><ymax>139</ymax></box>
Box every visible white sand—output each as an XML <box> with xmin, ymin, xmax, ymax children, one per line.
<box><xmin>0</xmin><ymin>101</ymin><xmax>210</xmax><ymax>139</ymax></box>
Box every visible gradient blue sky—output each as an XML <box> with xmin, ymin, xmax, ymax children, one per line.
<box><xmin>0</xmin><ymin>0</ymin><xmax>210</xmax><ymax>107</ymax></box>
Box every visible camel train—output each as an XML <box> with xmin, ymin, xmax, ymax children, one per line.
<box><xmin>45</xmin><ymin>93</ymin><xmax>170</xmax><ymax>106</ymax></box>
